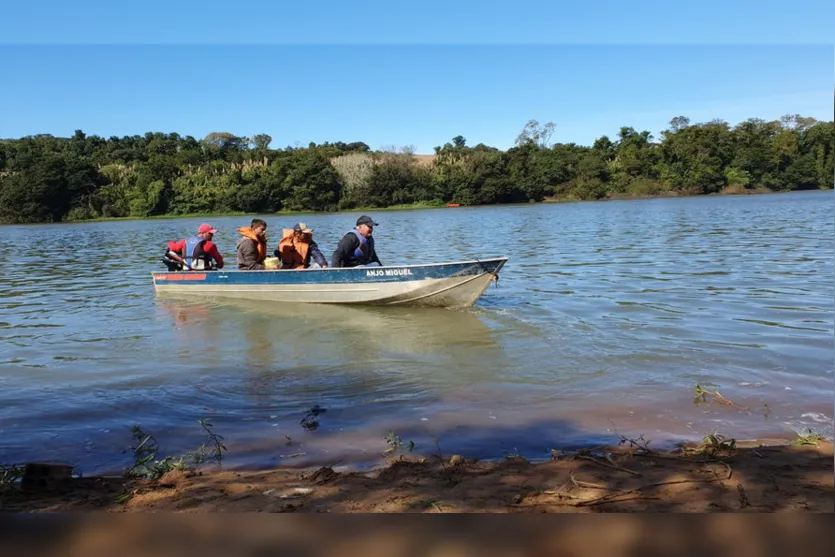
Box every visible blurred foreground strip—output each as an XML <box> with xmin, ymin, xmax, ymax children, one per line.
<box><xmin>0</xmin><ymin>515</ymin><xmax>832</xmax><ymax>557</ymax></box>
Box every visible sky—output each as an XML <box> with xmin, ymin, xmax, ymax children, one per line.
<box><xmin>1</xmin><ymin>1</ymin><xmax>833</xmax><ymax>153</ymax></box>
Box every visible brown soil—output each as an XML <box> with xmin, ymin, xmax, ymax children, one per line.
<box><xmin>3</xmin><ymin>441</ymin><xmax>832</xmax><ymax>513</ymax></box>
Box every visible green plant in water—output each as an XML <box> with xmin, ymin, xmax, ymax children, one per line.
<box><xmin>189</xmin><ymin>419</ymin><xmax>227</xmax><ymax>467</ymax></box>
<box><xmin>792</xmin><ymin>428</ymin><xmax>825</xmax><ymax>446</ymax></box>
<box><xmin>0</xmin><ymin>464</ymin><xmax>25</xmax><ymax>492</ymax></box>
<box><xmin>126</xmin><ymin>425</ymin><xmax>186</xmax><ymax>480</ymax></box>
<box><xmin>694</xmin><ymin>384</ymin><xmax>749</xmax><ymax>411</ymax></box>
<box><xmin>126</xmin><ymin>419</ymin><xmax>228</xmax><ymax>481</ymax></box>
<box><xmin>503</xmin><ymin>448</ymin><xmax>528</xmax><ymax>462</ymax></box>
<box><xmin>383</xmin><ymin>431</ymin><xmax>414</xmax><ymax>459</ymax></box>
<box><xmin>699</xmin><ymin>431</ymin><xmax>737</xmax><ymax>457</ymax></box>
<box><xmin>617</xmin><ymin>433</ymin><xmax>653</xmax><ymax>455</ymax></box>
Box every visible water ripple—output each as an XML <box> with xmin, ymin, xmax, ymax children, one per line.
<box><xmin>0</xmin><ymin>191</ymin><xmax>833</xmax><ymax>473</ymax></box>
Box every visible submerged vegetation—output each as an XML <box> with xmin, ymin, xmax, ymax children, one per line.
<box><xmin>126</xmin><ymin>419</ymin><xmax>227</xmax><ymax>481</ymax></box>
<box><xmin>0</xmin><ymin>114</ymin><xmax>832</xmax><ymax>224</ymax></box>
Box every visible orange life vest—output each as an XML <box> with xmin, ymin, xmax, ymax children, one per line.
<box><xmin>277</xmin><ymin>229</ymin><xmax>310</xmax><ymax>269</ymax></box>
<box><xmin>237</xmin><ymin>227</ymin><xmax>267</xmax><ymax>264</ymax></box>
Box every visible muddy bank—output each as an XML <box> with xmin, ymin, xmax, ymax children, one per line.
<box><xmin>2</xmin><ymin>440</ymin><xmax>831</xmax><ymax>513</ymax></box>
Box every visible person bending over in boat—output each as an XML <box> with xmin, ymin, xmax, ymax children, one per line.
<box><xmin>236</xmin><ymin>218</ymin><xmax>269</xmax><ymax>270</ymax></box>
<box><xmin>275</xmin><ymin>222</ymin><xmax>328</xmax><ymax>269</ymax></box>
<box><xmin>331</xmin><ymin>215</ymin><xmax>383</xmax><ymax>268</ymax></box>
<box><xmin>163</xmin><ymin>223</ymin><xmax>224</xmax><ymax>271</ymax></box>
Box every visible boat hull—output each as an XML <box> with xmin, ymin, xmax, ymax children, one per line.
<box><xmin>152</xmin><ymin>257</ymin><xmax>508</xmax><ymax>309</ymax></box>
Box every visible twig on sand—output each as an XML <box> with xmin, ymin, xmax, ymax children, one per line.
<box><xmin>632</xmin><ymin>452</ymin><xmax>716</xmax><ymax>463</ymax></box>
<box><xmin>541</xmin><ymin>489</ymin><xmax>581</xmax><ymax>500</ymax></box>
<box><xmin>715</xmin><ymin>462</ymin><xmax>733</xmax><ymax>481</ymax></box>
<box><xmin>574</xmin><ymin>462</ymin><xmax>734</xmax><ymax>508</ymax></box>
<box><xmin>542</xmin><ymin>470</ymin><xmax>607</xmax><ymax>499</ymax></box>
<box><xmin>569</xmin><ymin>472</ymin><xmax>607</xmax><ymax>490</ymax></box>
<box><xmin>577</xmin><ymin>454</ymin><xmax>642</xmax><ymax>477</ymax></box>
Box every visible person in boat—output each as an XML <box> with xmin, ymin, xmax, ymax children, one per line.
<box><xmin>236</xmin><ymin>218</ymin><xmax>269</xmax><ymax>270</ymax></box>
<box><xmin>331</xmin><ymin>215</ymin><xmax>383</xmax><ymax>268</ymax></box>
<box><xmin>275</xmin><ymin>222</ymin><xmax>328</xmax><ymax>269</ymax></box>
<box><xmin>163</xmin><ymin>223</ymin><xmax>224</xmax><ymax>271</ymax></box>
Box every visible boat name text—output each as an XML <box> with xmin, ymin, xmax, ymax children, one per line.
<box><xmin>366</xmin><ymin>268</ymin><xmax>413</xmax><ymax>277</ymax></box>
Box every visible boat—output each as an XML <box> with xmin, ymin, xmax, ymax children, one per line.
<box><xmin>152</xmin><ymin>257</ymin><xmax>508</xmax><ymax>309</ymax></box>
<box><xmin>446</xmin><ymin>203</ymin><xmax>461</xmax><ymax>207</ymax></box>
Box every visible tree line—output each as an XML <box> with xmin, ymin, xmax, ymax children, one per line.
<box><xmin>0</xmin><ymin>115</ymin><xmax>832</xmax><ymax>224</ymax></box>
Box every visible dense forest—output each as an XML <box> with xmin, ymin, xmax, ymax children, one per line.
<box><xmin>0</xmin><ymin>115</ymin><xmax>832</xmax><ymax>224</ymax></box>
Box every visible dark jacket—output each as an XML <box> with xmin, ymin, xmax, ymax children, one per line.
<box><xmin>273</xmin><ymin>239</ymin><xmax>327</xmax><ymax>268</ymax></box>
<box><xmin>331</xmin><ymin>231</ymin><xmax>382</xmax><ymax>268</ymax></box>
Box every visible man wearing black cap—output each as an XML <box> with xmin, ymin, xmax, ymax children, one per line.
<box><xmin>331</xmin><ymin>215</ymin><xmax>383</xmax><ymax>268</ymax></box>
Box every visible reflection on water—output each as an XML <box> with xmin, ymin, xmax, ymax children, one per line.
<box><xmin>156</xmin><ymin>295</ymin><xmax>503</xmax><ymax>371</ymax></box>
<box><xmin>0</xmin><ymin>191</ymin><xmax>833</xmax><ymax>474</ymax></box>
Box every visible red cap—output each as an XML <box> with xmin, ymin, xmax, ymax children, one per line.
<box><xmin>198</xmin><ymin>223</ymin><xmax>217</xmax><ymax>234</ymax></box>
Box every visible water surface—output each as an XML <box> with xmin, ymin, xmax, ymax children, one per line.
<box><xmin>1</xmin><ymin>191</ymin><xmax>832</xmax><ymax>474</ymax></box>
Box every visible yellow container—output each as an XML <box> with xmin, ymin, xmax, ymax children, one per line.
<box><xmin>263</xmin><ymin>257</ymin><xmax>280</xmax><ymax>269</ymax></box>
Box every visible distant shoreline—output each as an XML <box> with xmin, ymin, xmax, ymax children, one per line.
<box><xmin>2</xmin><ymin>117</ymin><xmax>832</xmax><ymax>225</ymax></box>
<box><xmin>1</xmin><ymin>188</ymin><xmax>829</xmax><ymax>227</ymax></box>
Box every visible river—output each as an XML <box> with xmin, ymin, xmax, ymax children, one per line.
<box><xmin>1</xmin><ymin>190</ymin><xmax>832</xmax><ymax>475</ymax></box>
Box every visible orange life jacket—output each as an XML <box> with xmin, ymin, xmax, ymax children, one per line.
<box><xmin>277</xmin><ymin>229</ymin><xmax>310</xmax><ymax>269</ymax></box>
<box><xmin>237</xmin><ymin>227</ymin><xmax>267</xmax><ymax>263</ymax></box>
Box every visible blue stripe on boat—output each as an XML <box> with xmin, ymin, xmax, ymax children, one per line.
<box><xmin>152</xmin><ymin>258</ymin><xmax>507</xmax><ymax>286</ymax></box>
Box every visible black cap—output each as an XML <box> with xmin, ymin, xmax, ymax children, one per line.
<box><xmin>356</xmin><ymin>215</ymin><xmax>379</xmax><ymax>226</ymax></box>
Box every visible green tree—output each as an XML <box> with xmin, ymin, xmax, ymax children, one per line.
<box><xmin>0</xmin><ymin>112</ymin><xmax>831</xmax><ymax>224</ymax></box>
<box><xmin>514</xmin><ymin>119</ymin><xmax>556</xmax><ymax>148</ymax></box>
<box><xmin>252</xmin><ymin>134</ymin><xmax>272</xmax><ymax>151</ymax></box>
<box><xmin>281</xmin><ymin>150</ymin><xmax>342</xmax><ymax>211</ymax></box>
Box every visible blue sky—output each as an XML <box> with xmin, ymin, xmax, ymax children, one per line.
<box><xmin>1</xmin><ymin>1</ymin><xmax>833</xmax><ymax>153</ymax></box>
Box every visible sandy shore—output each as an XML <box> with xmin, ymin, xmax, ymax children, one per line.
<box><xmin>2</xmin><ymin>440</ymin><xmax>831</xmax><ymax>513</ymax></box>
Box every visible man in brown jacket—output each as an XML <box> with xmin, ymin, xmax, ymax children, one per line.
<box><xmin>236</xmin><ymin>218</ymin><xmax>269</xmax><ymax>270</ymax></box>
